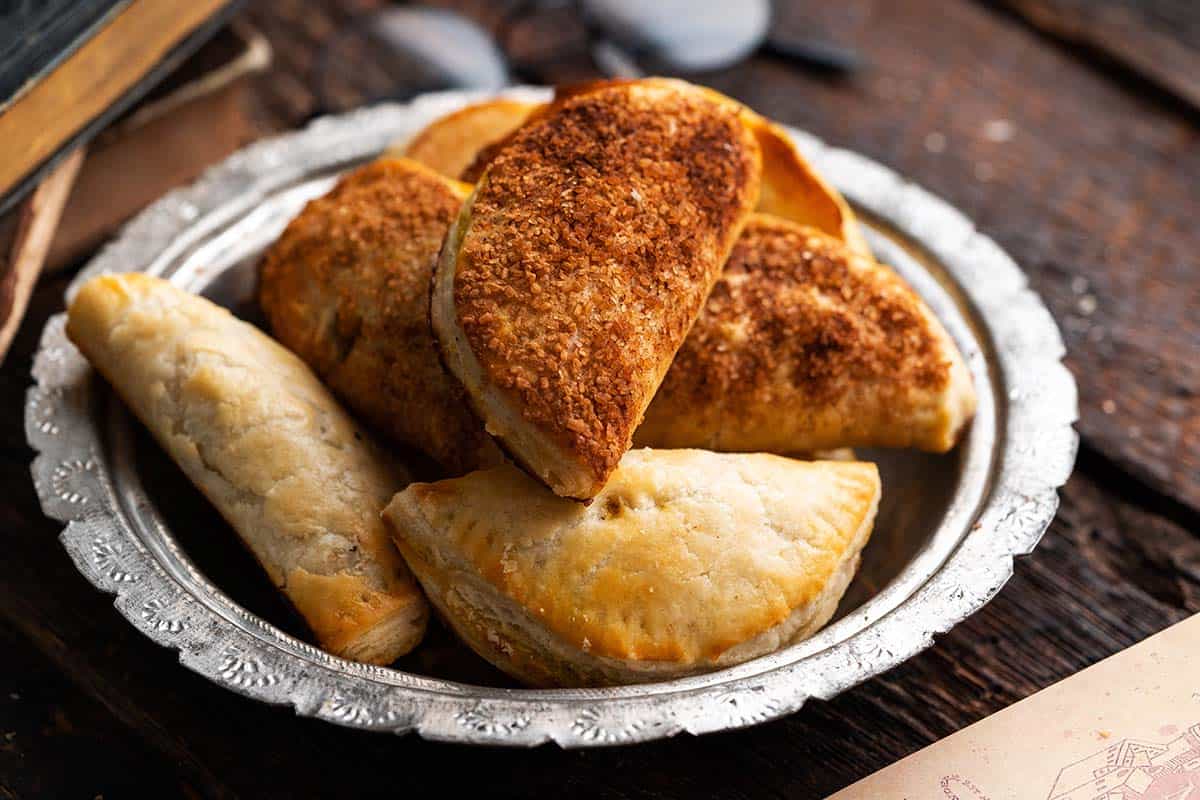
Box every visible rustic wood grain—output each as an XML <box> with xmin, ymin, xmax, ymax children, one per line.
<box><xmin>0</xmin><ymin>149</ymin><xmax>83</xmax><ymax>364</ymax></box>
<box><xmin>1</xmin><ymin>1</ymin><xmax>1198</xmax><ymax>797</ymax></box>
<box><xmin>0</xmin><ymin>620</ymin><xmax>197</xmax><ymax>800</ymax></box>
<box><xmin>993</xmin><ymin>0</ymin><xmax>1200</xmax><ymax>114</ymax></box>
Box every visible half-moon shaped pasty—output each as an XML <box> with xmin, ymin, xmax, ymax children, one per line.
<box><xmin>400</xmin><ymin>80</ymin><xmax>871</xmax><ymax>260</ymax></box>
<box><xmin>432</xmin><ymin>80</ymin><xmax>761</xmax><ymax>499</ymax></box>
<box><xmin>383</xmin><ymin>449</ymin><xmax>880</xmax><ymax>687</ymax></box>
<box><xmin>260</xmin><ymin>157</ymin><xmax>501</xmax><ymax>474</ymax></box>
<box><xmin>637</xmin><ymin>216</ymin><xmax>976</xmax><ymax>453</ymax></box>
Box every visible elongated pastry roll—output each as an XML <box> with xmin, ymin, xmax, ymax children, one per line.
<box><xmin>433</xmin><ymin>80</ymin><xmax>761</xmax><ymax>499</ymax></box>
<box><xmin>384</xmin><ymin>449</ymin><xmax>880</xmax><ymax>687</ymax></box>
<box><xmin>66</xmin><ymin>273</ymin><xmax>427</xmax><ymax>664</ymax></box>
<box><xmin>636</xmin><ymin>216</ymin><xmax>976</xmax><ymax>453</ymax></box>
<box><xmin>260</xmin><ymin>158</ymin><xmax>500</xmax><ymax>474</ymax></box>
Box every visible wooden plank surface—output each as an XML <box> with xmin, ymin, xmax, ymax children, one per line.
<box><xmin>1</xmin><ymin>0</ymin><xmax>1198</xmax><ymax>797</ymax></box>
<box><xmin>994</xmin><ymin>0</ymin><xmax>1200</xmax><ymax>114</ymax></box>
<box><xmin>0</xmin><ymin>619</ymin><xmax>197</xmax><ymax>799</ymax></box>
<box><xmin>0</xmin><ymin>148</ymin><xmax>84</xmax><ymax>363</ymax></box>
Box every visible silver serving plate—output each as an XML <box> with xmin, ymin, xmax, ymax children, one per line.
<box><xmin>26</xmin><ymin>88</ymin><xmax>1077</xmax><ymax>746</ymax></box>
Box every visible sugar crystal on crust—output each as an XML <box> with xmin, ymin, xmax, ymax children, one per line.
<box><xmin>453</xmin><ymin>83</ymin><xmax>761</xmax><ymax>479</ymax></box>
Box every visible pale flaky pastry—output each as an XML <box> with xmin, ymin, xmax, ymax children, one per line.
<box><xmin>637</xmin><ymin>216</ymin><xmax>975</xmax><ymax>453</ymax></box>
<box><xmin>260</xmin><ymin>157</ymin><xmax>501</xmax><ymax>474</ymax></box>
<box><xmin>432</xmin><ymin>80</ymin><xmax>762</xmax><ymax>500</ymax></box>
<box><xmin>383</xmin><ymin>449</ymin><xmax>880</xmax><ymax>687</ymax></box>
<box><xmin>398</xmin><ymin>79</ymin><xmax>870</xmax><ymax>260</ymax></box>
<box><xmin>67</xmin><ymin>273</ymin><xmax>427</xmax><ymax>664</ymax></box>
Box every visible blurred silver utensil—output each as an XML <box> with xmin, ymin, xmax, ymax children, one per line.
<box><xmin>315</xmin><ymin>6</ymin><xmax>508</xmax><ymax>111</ymax></box>
<box><xmin>367</xmin><ymin>7</ymin><xmax>509</xmax><ymax>91</ymax></box>
<box><xmin>583</xmin><ymin>0</ymin><xmax>769</xmax><ymax>72</ymax></box>
<box><xmin>313</xmin><ymin>2</ymin><xmax>862</xmax><ymax>114</ymax></box>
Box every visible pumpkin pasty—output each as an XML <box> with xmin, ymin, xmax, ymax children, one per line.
<box><xmin>259</xmin><ymin>157</ymin><xmax>501</xmax><ymax>474</ymax></box>
<box><xmin>383</xmin><ymin>449</ymin><xmax>880</xmax><ymax>687</ymax></box>
<box><xmin>390</xmin><ymin>98</ymin><xmax>536</xmax><ymax>180</ymax></box>
<box><xmin>637</xmin><ymin>216</ymin><xmax>976</xmax><ymax>453</ymax></box>
<box><xmin>431</xmin><ymin>80</ymin><xmax>761</xmax><ymax>499</ymax></box>
<box><xmin>68</xmin><ymin>273</ymin><xmax>427</xmax><ymax>664</ymax></box>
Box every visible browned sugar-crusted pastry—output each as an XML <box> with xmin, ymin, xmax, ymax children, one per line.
<box><xmin>259</xmin><ymin>157</ymin><xmax>500</xmax><ymax>474</ymax></box>
<box><xmin>389</xmin><ymin>98</ymin><xmax>536</xmax><ymax>180</ymax></box>
<box><xmin>636</xmin><ymin>216</ymin><xmax>976</xmax><ymax>453</ymax></box>
<box><xmin>553</xmin><ymin>78</ymin><xmax>873</xmax><ymax>260</ymax></box>
<box><xmin>67</xmin><ymin>273</ymin><xmax>427</xmax><ymax>664</ymax></box>
<box><xmin>432</xmin><ymin>81</ymin><xmax>762</xmax><ymax>499</ymax></box>
<box><xmin>383</xmin><ymin>449</ymin><xmax>880</xmax><ymax>687</ymax></box>
<box><xmin>408</xmin><ymin>79</ymin><xmax>870</xmax><ymax>259</ymax></box>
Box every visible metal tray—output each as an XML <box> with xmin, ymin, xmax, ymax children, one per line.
<box><xmin>25</xmin><ymin>87</ymin><xmax>1078</xmax><ymax>746</ymax></box>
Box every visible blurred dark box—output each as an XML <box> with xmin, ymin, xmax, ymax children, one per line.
<box><xmin>0</xmin><ymin>0</ymin><xmax>241</xmax><ymax>215</ymax></box>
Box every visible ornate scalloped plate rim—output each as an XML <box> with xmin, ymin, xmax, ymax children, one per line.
<box><xmin>26</xmin><ymin>87</ymin><xmax>1077</xmax><ymax>747</ymax></box>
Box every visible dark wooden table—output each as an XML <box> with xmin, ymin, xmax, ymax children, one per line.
<box><xmin>3</xmin><ymin>1</ymin><xmax>1198</xmax><ymax>797</ymax></box>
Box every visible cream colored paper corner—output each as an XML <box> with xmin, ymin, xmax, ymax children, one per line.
<box><xmin>832</xmin><ymin>614</ymin><xmax>1200</xmax><ymax>799</ymax></box>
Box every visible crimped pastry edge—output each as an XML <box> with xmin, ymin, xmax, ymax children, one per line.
<box><xmin>383</xmin><ymin>463</ymin><xmax>880</xmax><ymax>687</ymax></box>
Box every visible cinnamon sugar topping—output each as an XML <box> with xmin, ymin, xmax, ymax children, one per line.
<box><xmin>452</xmin><ymin>83</ymin><xmax>761</xmax><ymax>480</ymax></box>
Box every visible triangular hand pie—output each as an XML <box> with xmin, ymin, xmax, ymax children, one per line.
<box><xmin>432</xmin><ymin>81</ymin><xmax>761</xmax><ymax>499</ymax></box>
<box><xmin>383</xmin><ymin>449</ymin><xmax>880</xmax><ymax>687</ymax></box>
<box><xmin>637</xmin><ymin>215</ymin><xmax>976</xmax><ymax>453</ymax></box>
<box><xmin>260</xmin><ymin>157</ymin><xmax>501</xmax><ymax>474</ymax></box>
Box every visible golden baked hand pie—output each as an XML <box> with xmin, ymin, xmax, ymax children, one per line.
<box><xmin>67</xmin><ymin>273</ymin><xmax>427</xmax><ymax>664</ymax></box>
<box><xmin>260</xmin><ymin>157</ymin><xmax>500</xmax><ymax>474</ymax></box>
<box><xmin>400</xmin><ymin>80</ymin><xmax>870</xmax><ymax>259</ymax></box>
<box><xmin>555</xmin><ymin>79</ymin><xmax>872</xmax><ymax>260</ymax></box>
<box><xmin>388</xmin><ymin>98</ymin><xmax>536</xmax><ymax>180</ymax></box>
<box><xmin>432</xmin><ymin>80</ymin><xmax>762</xmax><ymax>499</ymax></box>
<box><xmin>383</xmin><ymin>449</ymin><xmax>880</xmax><ymax>687</ymax></box>
<box><xmin>636</xmin><ymin>216</ymin><xmax>976</xmax><ymax>453</ymax></box>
